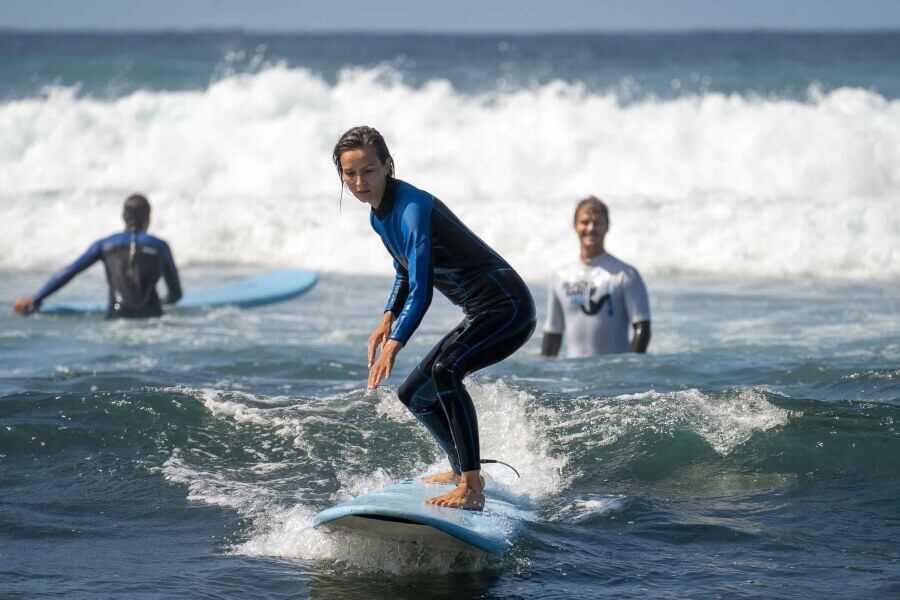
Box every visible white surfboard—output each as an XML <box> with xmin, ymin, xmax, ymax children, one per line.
<box><xmin>313</xmin><ymin>479</ymin><xmax>526</xmax><ymax>554</ymax></box>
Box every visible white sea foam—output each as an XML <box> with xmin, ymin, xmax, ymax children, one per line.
<box><xmin>2</xmin><ymin>66</ymin><xmax>898</xmax><ymax>280</ymax></box>
<box><xmin>460</xmin><ymin>379</ymin><xmax>568</xmax><ymax>501</ymax></box>
<box><xmin>164</xmin><ymin>449</ymin><xmax>467</xmax><ymax>573</ymax></box>
<box><xmin>371</xmin><ymin>378</ymin><xmax>569</xmax><ymax>503</ymax></box>
<box><xmin>235</xmin><ymin>379</ymin><xmax>562</xmax><ymax>571</ymax></box>
<box><xmin>159</xmin><ymin>380</ymin><xmax>558</xmax><ymax>571</ymax></box>
<box><xmin>555</xmin><ymin>387</ymin><xmax>793</xmax><ymax>456</ymax></box>
<box><xmin>551</xmin><ymin>495</ymin><xmax>627</xmax><ymax>524</ymax></box>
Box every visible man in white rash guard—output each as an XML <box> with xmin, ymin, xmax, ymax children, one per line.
<box><xmin>541</xmin><ymin>196</ymin><xmax>651</xmax><ymax>358</ymax></box>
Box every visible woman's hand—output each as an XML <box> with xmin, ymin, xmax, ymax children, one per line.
<box><xmin>367</xmin><ymin>312</ymin><xmax>395</xmax><ymax>368</ymax></box>
<box><xmin>367</xmin><ymin>312</ymin><xmax>402</xmax><ymax>390</ymax></box>
<box><xmin>368</xmin><ymin>339</ymin><xmax>402</xmax><ymax>390</ymax></box>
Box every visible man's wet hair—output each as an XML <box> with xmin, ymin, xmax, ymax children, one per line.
<box><xmin>574</xmin><ymin>195</ymin><xmax>609</xmax><ymax>225</ymax></box>
<box><xmin>123</xmin><ymin>194</ymin><xmax>151</xmax><ymax>232</ymax></box>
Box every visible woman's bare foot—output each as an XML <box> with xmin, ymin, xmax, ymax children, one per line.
<box><xmin>422</xmin><ymin>471</ymin><xmax>485</xmax><ymax>487</ymax></box>
<box><xmin>421</xmin><ymin>470</ymin><xmax>460</xmax><ymax>484</ymax></box>
<box><xmin>426</xmin><ymin>485</ymin><xmax>484</xmax><ymax>511</ymax></box>
<box><xmin>424</xmin><ymin>470</ymin><xmax>485</xmax><ymax>511</ymax></box>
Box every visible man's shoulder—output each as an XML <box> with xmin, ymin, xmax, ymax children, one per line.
<box><xmin>597</xmin><ymin>252</ymin><xmax>642</xmax><ymax>278</ymax></box>
<box><xmin>552</xmin><ymin>261</ymin><xmax>585</xmax><ymax>283</ymax></box>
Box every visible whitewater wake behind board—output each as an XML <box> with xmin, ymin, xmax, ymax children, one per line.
<box><xmin>38</xmin><ymin>269</ymin><xmax>318</xmax><ymax>314</ymax></box>
<box><xmin>313</xmin><ymin>479</ymin><xmax>527</xmax><ymax>554</ymax></box>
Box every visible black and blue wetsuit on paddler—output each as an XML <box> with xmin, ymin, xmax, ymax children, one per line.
<box><xmin>19</xmin><ymin>194</ymin><xmax>182</xmax><ymax>319</ymax></box>
<box><xmin>372</xmin><ymin>176</ymin><xmax>536</xmax><ymax>476</ymax></box>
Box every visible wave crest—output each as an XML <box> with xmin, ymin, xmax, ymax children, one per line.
<box><xmin>2</xmin><ymin>66</ymin><xmax>898</xmax><ymax>280</ymax></box>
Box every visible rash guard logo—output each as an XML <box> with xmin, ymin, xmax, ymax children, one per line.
<box><xmin>562</xmin><ymin>277</ymin><xmax>614</xmax><ymax>317</ymax></box>
<box><xmin>581</xmin><ymin>288</ymin><xmax>612</xmax><ymax>315</ymax></box>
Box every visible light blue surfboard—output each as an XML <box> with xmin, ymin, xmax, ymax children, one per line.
<box><xmin>38</xmin><ymin>269</ymin><xmax>318</xmax><ymax>315</ymax></box>
<box><xmin>313</xmin><ymin>480</ymin><xmax>526</xmax><ymax>553</ymax></box>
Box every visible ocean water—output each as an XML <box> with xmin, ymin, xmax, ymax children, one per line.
<box><xmin>1</xmin><ymin>32</ymin><xmax>899</xmax><ymax>598</ymax></box>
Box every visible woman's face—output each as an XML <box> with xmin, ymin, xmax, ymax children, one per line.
<box><xmin>340</xmin><ymin>146</ymin><xmax>391</xmax><ymax>208</ymax></box>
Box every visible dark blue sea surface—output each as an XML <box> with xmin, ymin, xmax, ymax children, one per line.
<box><xmin>1</xmin><ymin>269</ymin><xmax>898</xmax><ymax>598</ymax></box>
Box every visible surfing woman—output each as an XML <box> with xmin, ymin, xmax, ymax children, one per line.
<box><xmin>333</xmin><ymin>126</ymin><xmax>535</xmax><ymax>511</ymax></box>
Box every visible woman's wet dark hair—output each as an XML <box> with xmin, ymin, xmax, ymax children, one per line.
<box><xmin>123</xmin><ymin>193</ymin><xmax>151</xmax><ymax>232</ymax></box>
<box><xmin>332</xmin><ymin>126</ymin><xmax>395</xmax><ymax>179</ymax></box>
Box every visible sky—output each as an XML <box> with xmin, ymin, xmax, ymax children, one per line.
<box><xmin>2</xmin><ymin>0</ymin><xmax>900</xmax><ymax>32</ymax></box>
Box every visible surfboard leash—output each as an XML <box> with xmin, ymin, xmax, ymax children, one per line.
<box><xmin>480</xmin><ymin>459</ymin><xmax>520</xmax><ymax>478</ymax></box>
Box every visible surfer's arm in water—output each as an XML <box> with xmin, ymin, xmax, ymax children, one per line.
<box><xmin>631</xmin><ymin>320</ymin><xmax>651</xmax><ymax>353</ymax></box>
<box><xmin>369</xmin><ymin>201</ymin><xmax>433</xmax><ymax>390</ymax></box>
<box><xmin>623</xmin><ymin>266</ymin><xmax>651</xmax><ymax>353</ymax></box>
<box><xmin>13</xmin><ymin>240</ymin><xmax>103</xmax><ymax>315</ymax></box>
<box><xmin>541</xmin><ymin>332</ymin><xmax>563</xmax><ymax>357</ymax></box>
<box><xmin>159</xmin><ymin>240</ymin><xmax>183</xmax><ymax>304</ymax></box>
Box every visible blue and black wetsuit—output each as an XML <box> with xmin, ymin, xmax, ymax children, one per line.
<box><xmin>371</xmin><ymin>177</ymin><xmax>536</xmax><ymax>474</ymax></box>
<box><xmin>34</xmin><ymin>231</ymin><xmax>182</xmax><ymax>319</ymax></box>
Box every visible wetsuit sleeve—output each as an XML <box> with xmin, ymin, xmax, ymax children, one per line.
<box><xmin>388</xmin><ymin>201</ymin><xmax>433</xmax><ymax>345</ymax></box>
<box><xmin>543</xmin><ymin>277</ymin><xmax>565</xmax><ymax>334</ymax></box>
<box><xmin>623</xmin><ymin>268</ymin><xmax>651</xmax><ymax>324</ymax></box>
<box><xmin>33</xmin><ymin>240</ymin><xmax>103</xmax><ymax>305</ymax></box>
<box><xmin>160</xmin><ymin>241</ymin><xmax>182</xmax><ymax>304</ymax></box>
<box><xmin>384</xmin><ymin>259</ymin><xmax>410</xmax><ymax>315</ymax></box>
<box><xmin>631</xmin><ymin>321</ymin><xmax>651</xmax><ymax>353</ymax></box>
<box><xmin>541</xmin><ymin>333</ymin><xmax>562</xmax><ymax>357</ymax></box>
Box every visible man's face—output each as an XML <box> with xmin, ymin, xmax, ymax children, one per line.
<box><xmin>574</xmin><ymin>208</ymin><xmax>608</xmax><ymax>252</ymax></box>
